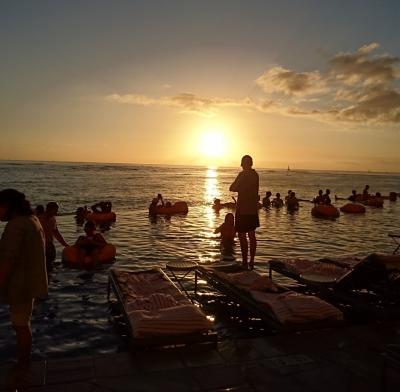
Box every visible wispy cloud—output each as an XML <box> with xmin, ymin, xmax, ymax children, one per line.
<box><xmin>106</xmin><ymin>43</ymin><xmax>400</xmax><ymax>125</ymax></box>
<box><xmin>107</xmin><ymin>93</ymin><xmax>279</xmax><ymax>117</ymax></box>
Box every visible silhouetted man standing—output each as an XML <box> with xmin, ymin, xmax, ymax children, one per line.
<box><xmin>229</xmin><ymin>155</ymin><xmax>259</xmax><ymax>269</ymax></box>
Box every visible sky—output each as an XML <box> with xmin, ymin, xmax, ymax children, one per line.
<box><xmin>1</xmin><ymin>0</ymin><xmax>399</xmax><ymax>171</ymax></box>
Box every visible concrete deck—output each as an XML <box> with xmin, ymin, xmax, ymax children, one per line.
<box><xmin>1</xmin><ymin>322</ymin><xmax>400</xmax><ymax>391</ymax></box>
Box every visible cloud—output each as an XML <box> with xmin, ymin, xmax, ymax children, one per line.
<box><xmin>107</xmin><ymin>92</ymin><xmax>280</xmax><ymax>117</ymax></box>
<box><xmin>329</xmin><ymin>43</ymin><xmax>399</xmax><ymax>86</ymax></box>
<box><xmin>255</xmin><ymin>66</ymin><xmax>328</xmax><ymax>97</ymax></box>
<box><xmin>107</xmin><ymin>43</ymin><xmax>400</xmax><ymax>125</ymax></box>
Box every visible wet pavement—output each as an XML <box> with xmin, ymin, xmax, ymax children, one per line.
<box><xmin>1</xmin><ymin>321</ymin><xmax>400</xmax><ymax>391</ymax></box>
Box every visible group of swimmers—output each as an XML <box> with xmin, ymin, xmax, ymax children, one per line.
<box><xmin>335</xmin><ymin>185</ymin><xmax>388</xmax><ymax>203</ymax></box>
<box><xmin>262</xmin><ymin>190</ymin><xmax>300</xmax><ymax>209</ymax></box>
<box><xmin>33</xmin><ymin>200</ymin><xmax>112</xmax><ymax>272</ymax></box>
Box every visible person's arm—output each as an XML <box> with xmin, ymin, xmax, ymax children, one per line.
<box><xmin>53</xmin><ymin>228</ymin><xmax>69</xmax><ymax>247</ymax></box>
<box><xmin>0</xmin><ymin>221</ymin><xmax>23</xmax><ymax>288</ymax></box>
<box><xmin>229</xmin><ymin>173</ymin><xmax>241</xmax><ymax>192</ymax></box>
<box><xmin>214</xmin><ymin>225</ymin><xmax>222</xmax><ymax>234</ymax></box>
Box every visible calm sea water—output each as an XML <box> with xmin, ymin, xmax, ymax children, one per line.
<box><xmin>1</xmin><ymin>161</ymin><xmax>399</xmax><ymax>361</ymax></box>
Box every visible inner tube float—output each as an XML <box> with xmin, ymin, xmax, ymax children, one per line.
<box><xmin>62</xmin><ymin>244</ymin><xmax>116</xmax><ymax>269</ymax></box>
<box><xmin>363</xmin><ymin>198</ymin><xmax>384</xmax><ymax>207</ymax></box>
<box><xmin>311</xmin><ymin>204</ymin><xmax>340</xmax><ymax>218</ymax></box>
<box><xmin>340</xmin><ymin>203</ymin><xmax>366</xmax><ymax>213</ymax></box>
<box><xmin>156</xmin><ymin>201</ymin><xmax>188</xmax><ymax>215</ymax></box>
<box><xmin>85</xmin><ymin>212</ymin><xmax>116</xmax><ymax>223</ymax></box>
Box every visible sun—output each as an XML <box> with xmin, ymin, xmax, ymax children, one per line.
<box><xmin>198</xmin><ymin>130</ymin><xmax>227</xmax><ymax>158</ymax></box>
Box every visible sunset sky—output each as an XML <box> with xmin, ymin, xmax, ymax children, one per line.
<box><xmin>1</xmin><ymin>1</ymin><xmax>399</xmax><ymax>171</ymax></box>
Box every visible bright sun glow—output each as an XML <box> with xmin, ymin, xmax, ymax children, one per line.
<box><xmin>198</xmin><ymin>130</ymin><xmax>227</xmax><ymax>158</ymax></box>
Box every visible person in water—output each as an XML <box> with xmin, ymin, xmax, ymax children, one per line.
<box><xmin>39</xmin><ymin>202</ymin><xmax>69</xmax><ymax>274</ymax></box>
<box><xmin>229</xmin><ymin>155</ymin><xmax>259</xmax><ymax>270</ymax></box>
<box><xmin>214</xmin><ymin>213</ymin><xmax>236</xmax><ymax>243</ymax></box>
<box><xmin>322</xmin><ymin>189</ymin><xmax>331</xmax><ymax>205</ymax></box>
<box><xmin>148</xmin><ymin>194</ymin><xmax>165</xmax><ymax>215</ymax></box>
<box><xmin>335</xmin><ymin>190</ymin><xmax>358</xmax><ymax>202</ymax></box>
<box><xmin>34</xmin><ymin>205</ymin><xmax>45</xmax><ymax>218</ymax></box>
<box><xmin>271</xmin><ymin>193</ymin><xmax>284</xmax><ymax>208</ymax></box>
<box><xmin>313</xmin><ymin>190</ymin><xmax>324</xmax><ymax>204</ymax></box>
<box><xmin>75</xmin><ymin>206</ymin><xmax>88</xmax><ymax>225</ymax></box>
<box><xmin>286</xmin><ymin>191</ymin><xmax>299</xmax><ymax>210</ymax></box>
<box><xmin>0</xmin><ymin>189</ymin><xmax>48</xmax><ymax>368</ymax></box>
<box><xmin>362</xmin><ymin>185</ymin><xmax>370</xmax><ymax>200</ymax></box>
<box><xmin>285</xmin><ymin>190</ymin><xmax>292</xmax><ymax>202</ymax></box>
<box><xmin>75</xmin><ymin>221</ymin><xmax>107</xmax><ymax>265</ymax></box>
<box><xmin>262</xmin><ymin>191</ymin><xmax>272</xmax><ymax>208</ymax></box>
<box><xmin>215</xmin><ymin>213</ymin><xmax>236</xmax><ymax>259</ymax></box>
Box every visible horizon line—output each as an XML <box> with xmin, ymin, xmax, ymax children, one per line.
<box><xmin>0</xmin><ymin>158</ymin><xmax>399</xmax><ymax>175</ymax></box>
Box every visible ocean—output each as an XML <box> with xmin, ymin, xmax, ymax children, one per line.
<box><xmin>1</xmin><ymin>161</ymin><xmax>399</xmax><ymax>361</ymax></box>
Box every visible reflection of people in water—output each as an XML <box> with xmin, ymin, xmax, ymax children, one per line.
<box><xmin>91</xmin><ymin>201</ymin><xmax>112</xmax><ymax>213</ymax></box>
<box><xmin>229</xmin><ymin>155</ymin><xmax>259</xmax><ymax>270</ymax></box>
<box><xmin>271</xmin><ymin>193</ymin><xmax>284</xmax><ymax>208</ymax></box>
<box><xmin>75</xmin><ymin>221</ymin><xmax>107</xmax><ymax>265</ymax></box>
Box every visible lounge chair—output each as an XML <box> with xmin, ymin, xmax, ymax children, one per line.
<box><xmin>196</xmin><ymin>263</ymin><xmax>343</xmax><ymax>332</ymax></box>
<box><xmin>109</xmin><ymin>267</ymin><xmax>216</xmax><ymax>347</ymax></box>
<box><xmin>268</xmin><ymin>254</ymin><xmax>400</xmax><ymax>319</ymax></box>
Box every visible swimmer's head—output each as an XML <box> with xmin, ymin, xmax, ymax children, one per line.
<box><xmin>225</xmin><ymin>213</ymin><xmax>234</xmax><ymax>225</ymax></box>
<box><xmin>46</xmin><ymin>201</ymin><xmax>59</xmax><ymax>215</ymax></box>
<box><xmin>84</xmin><ymin>220</ymin><xmax>96</xmax><ymax>235</ymax></box>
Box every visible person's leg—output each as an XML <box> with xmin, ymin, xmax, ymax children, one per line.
<box><xmin>45</xmin><ymin>243</ymin><xmax>56</xmax><ymax>275</ymax></box>
<box><xmin>13</xmin><ymin>326</ymin><xmax>32</xmax><ymax>367</ymax></box>
<box><xmin>10</xmin><ymin>301</ymin><xmax>34</xmax><ymax>367</ymax></box>
<box><xmin>238</xmin><ymin>232</ymin><xmax>248</xmax><ymax>268</ymax></box>
<box><xmin>248</xmin><ymin>230</ymin><xmax>257</xmax><ymax>270</ymax></box>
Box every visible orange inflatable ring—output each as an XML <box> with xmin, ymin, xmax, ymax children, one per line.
<box><xmin>340</xmin><ymin>203</ymin><xmax>366</xmax><ymax>213</ymax></box>
<box><xmin>311</xmin><ymin>204</ymin><xmax>340</xmax><ymax>218</ymax></box>
<box><xmin>62</xmin><ymin>244</ymin><xmax>116</xmax><ymax>269</ymax></box>
<box><xmin>363</xmin><ymin>198</ymin><xmax>384</xmax><ymax>207</ymax></box>
<box><xmin>155</xmin><ymin>201</ymin><xmax>188</xmax><ymax>215</ymax></box>
<box><xmin>86</xmin><ymin>212</ymin><xmax>116</xmax><ymax>222</ymax></box>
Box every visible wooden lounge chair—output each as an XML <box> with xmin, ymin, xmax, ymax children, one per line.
<box><xmin>108</xmin><ymin>267</ymin><xmax>216</xmax><ymax>348</ymax></box>
<box><xmin>196</xmin><ymin>263</ymin><xmax>343</xmax><ymax>332</ymax></box>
